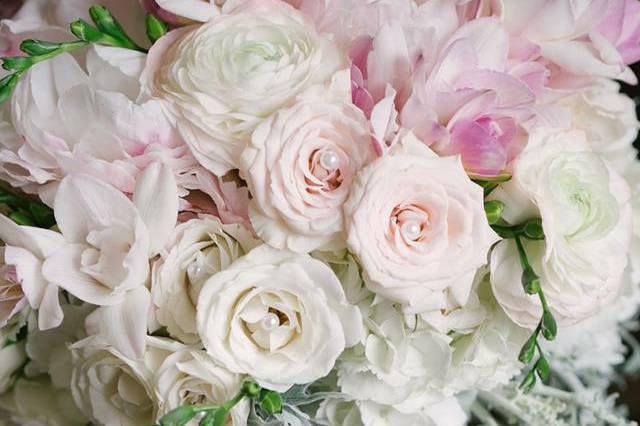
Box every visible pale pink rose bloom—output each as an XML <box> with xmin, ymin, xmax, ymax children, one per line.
<box><xmin>344</xmin><ymin>135</ymin><xmax>499</xmax><ymax>314</ymax></box>
<box><xmin>401</xmin><ymin>18</ymin><xmax>536</xmax><ymax>177</ymax></box>
<box><xmin>240</xmin><ymin>73</ymin><xmax>376</xmax><ymax>253</ymax></box>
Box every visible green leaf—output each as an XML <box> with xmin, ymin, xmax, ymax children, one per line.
<box><xmin>523</xmin><ymin>218</ymin><xmax>544</xmax><ymax>240</ymax></box>
<box><xmin>519</xmin><ymin>370</ymin><xmax>537</xmax><ymax>393</ymax></box>
<box><xmin>9</xmin><ymin>211</ymin><xmax>35</xmax><ymax>226</ymax></box>
<box><xmin>541</xmin><ymin>309</ymin><xmax>557</xmax><ymax>341</ymax></box>
<box><xmin>199</xmin><ymin>409</ymin><xmax>226</xmax><ymax>426</ymax></box>
<box><xmin>518</xmin><ymin>334</ymin><xmax>537</xmax><ymax>364</ymax></box>
<box><xmin>158</xmin><ymin>406</ymin><xmax>199</xmax><ymax>426</ymax></box>
<box><xmin>484</xmin><ymin>200</ymin><xmax>505</xmax><ymax>225</ymax></box>
<box><xmin>259</xmin><ymin>390</ymin><xmax>283</xmax><ymax>415</ymax></box>
<box><xmin>535</xmin><ymin>356</ymin><xmax>551</xmax><ymax>383</ymax></box>
<box><xmin>20</xmin><ymin>39</ymin><xmax>62</xmax><ymax>56</ymax></box>
<box><xmin>70</xmin><ymin>19</ymin><xmax>104</xmax><ymax>43</ymax></box>
<box><xmin>2</xmin><ymin>56</ymin><xmax>33</xmax><ymax>72</ymax></box>
<box><xmin>146</xmin><ymin>14</ymin><xmax>168</xmax><ymax>44</ymax></box>
<box><xmin>28</xmin><ymin>202</ymin><xmax>55</xmax><ymax>228</ymax></box>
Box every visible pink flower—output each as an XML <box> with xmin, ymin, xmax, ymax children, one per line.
<box><xmin>597</xmin><ymin>0</ymin><xmax>640</xmax><ymax>65</ymax></box>
<box><xmin>344</xmin><ymin>135</ymin><xmax>499</xmax><ymax>314</ymax></box>
<box><xmin>400</xmin><ymin>18</ymin><xmax>535</xmax><ymax>177</ymax></box>
<box><xmin>0</xmin><ymin>260</ymin><xmax>27</xmax><ymax>329</ymax></box>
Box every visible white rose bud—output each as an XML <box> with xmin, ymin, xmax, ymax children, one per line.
<box><xmin>151</xmin><ymin>216</ymin><xmax>259</xmax><ymax>343</ymax></box>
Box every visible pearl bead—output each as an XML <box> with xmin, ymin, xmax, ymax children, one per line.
<box><xmin>261</xmin><ymin>313</ymin><xmax>280</xmax><ymax>331</ymax></box>
<box><xmin>401</xmin><ymin>220</ymin><xmax>422</xmax><ymax>241</ymax></box>
<box><xmin>320</xmin><ymin>150</ymin><xmax>340</xmax><ymax>171</ymax></box>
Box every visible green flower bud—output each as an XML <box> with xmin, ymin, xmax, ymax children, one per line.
<box><xmin>0</xmin><ymin>73</ymin><xmax>20</xmax><ymax>103</ymax></box>
<box><xmin>541</xmin><ymin>309</ymin><xmax>557</xmax><ymax>341</ymax></box>
<box><xmin>518</xmin><ymin>334</ymin><xmax>537</xmax><ymax>364</ymax></box>
<box><xmin>484</xmin><ymin>200</ymin><xmax>505</xmax><ymax>225</ymax></box>
<box><xmin>70</xmin><ymin>19</ymin><xmax>104</xmax><ymax>43</ymax></box>
<box><xmin>2</xmin><ymin>56</ymin><xmax>33</xmax><ymax>72</ymax></box>
<box><xmin>521</xmin><ymin>266</ymin><xmax>541</xmax><ymax>294</ymax></box>
<box><xmin>20</xmin><ymin>39</ymin><xmax>61</xmax><ymax>56</ymax></box>
<box><xmin>519</xmin><ymin>370</ymin><xmax>537</xmax><ymax>393</ymax></box>
<box><xmin>146</xmin><ymin>14</ymin><xmax>168</xmax><ymax>44</ymax></box>
<box><xmin>242</xmin><ymin>380</ymin><xmax>261</xmax><ymax>398</ymax></box>
<box><xmin>523</xmin><ymin>218</ymin><xmax>545</xmax><ymax>240</ymax></box>
<box><xmin>535</xmin><ymin>356</ymin><xmax>551</xmax><ymax>383</ymax></box>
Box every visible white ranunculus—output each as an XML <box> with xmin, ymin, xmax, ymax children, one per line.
<box><xmin>155</xmin><ymin>345</ymin><xmax>249</xmax><ymax>425</ymax></box>
<box><xmin>490</xmin><ymin>129</ymin><xmax>632</xmax><ymax>328</ymax></box>
<box><xmin>0</xmin><ymin>377</ymin><xmax>88</xmax><ymax>426</ymax></box>
<box><xmin>142</xmin><ymin>0</ymin><xmax>343</xmax><ymax>174</ymax></box>
<box><xmin>559</xmin><ymin>79</ymin><xmax>639</xmax><ymax>173</ymax></box>
<box><xmin>70</xmin><ymin>336</ymin><xmax>176</xmax><ymax>426</ymax></box>
<box><xmin>196</xmin><ymin>245</ymin><xmax>362</xmax><ymax>391</ymax></box>
<box><xmin>151</xmin><ymin>215</ymin><xmax>259</xmax><ymax>344</ymax></box>
<box><xmin>0</xmin><ymin>342</ymin><xmax>26</xmax><ymax>393</ymax></box>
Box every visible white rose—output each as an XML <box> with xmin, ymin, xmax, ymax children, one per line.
<box><xmin>70</xmin><ymin>336</ymin><xmax>173</xmax><ymax>426</ymax></box>
<box><xmin>490</xmin><ymin>129</ymin><xmax>632</xmax><ymax>328</ymax></box>
<box><xmin>155</xmin><ymin>345</ymin><xmax>249</xmax><ymax>425</ymax></box>
<box><xmin>0</xmin><ymin>342</ymin><xmax>26</xmax><ymax>393</ymax></box>
<box><xmin>142</xmin><ymin>0</ymin><xmax>343</xmax><ymax>174</ymax></box>
<box><xmin>0</xmin><ymin>378</ymin><xmax>88</xmax><ymax>426</ymax></box>
<box><xmin>344</xmin><ymin>134</ymin><xmax>499</xmax><ymax>313</ymax></box>
<box><xmin>196</xmin><ymin>245</ymin><xmax>362</xmax><ymax>391</ymax></box>
<box><xmin>151</xmin><ymin>215</ymin><xmax>259</xmax><ymax>343</ymax></box>
<box><xmin>240</xmin><ymin>72</ymin><xmax>375</xmax><ymax>253</ymax></box>
<box><xmin>559</xmin><ymin>79</ymin><xmax>639</xmax><ymax>173</ymax></box>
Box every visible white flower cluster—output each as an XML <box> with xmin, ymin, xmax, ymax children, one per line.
<box><xmin>0</xmin><ymin>0</ymin><xmax>638</xmax><ymax>425</ymax></box>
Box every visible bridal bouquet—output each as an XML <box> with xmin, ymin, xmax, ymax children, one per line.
<box><xmin>1</xmin><ymin>0</ymin><xmax>640</xmax><ymax>425</ymax></box>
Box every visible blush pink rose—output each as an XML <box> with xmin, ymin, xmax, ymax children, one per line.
<box><xmin>344</xmin><ymin>135</ymin><xmax>499</xmax><ymax>314</ymax></box>
<box><xmin>240</xmin><ymin>74</ymin><xmax>376</xmax><ymax>253</ymax></box>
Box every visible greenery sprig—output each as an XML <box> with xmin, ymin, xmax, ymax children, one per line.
<box><xmin>472</xmin><ymin>173</ymin><xmax>512</xmax><ymax>196</ymax></box>
<box><xmin>0</xmin><ymin>5</ymin><xmax>167</xmax><ymax>103</ymax></box>
<box><xmin>157</xmin><ymin>380</ymin><xmax>282</xmax><ymax>426</ymax></box>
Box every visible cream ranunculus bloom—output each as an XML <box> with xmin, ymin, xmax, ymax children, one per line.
<box><xmin>151</xmin><ymin>215</ymin><xmax>259</xmax><ymax>344</ymax></box>
<box><xmin>142</xmin><ymin>0</ymin><xmax>343</xmax><ymax>174</ymax></box>
<box><xmin>240</xmin><ymin>71</ymin><xmax>375</xmax><ymax>253</ymax></box>
<box><xmin>70</xmin><ymin>336</ymin><xmax>173</xmax><ymax>426</ymax></box>
<box><xmin>344</xmin><ymin>134</ymin><xmax>499</xmax><ymax>314</ymax></box>
<box><xmin>155</xmin><ymin>345</ymin><xmax>249</xmax><ymax>425</ymax></box>
<box><xmin>490</xmin><ymin>129</ymin><xmax>632</xmax><ymax>328</ymax></box>
<box><xmin>196</xmin><ymin>245</ymin><xmax>362</xmax><ymax>391</ymax></box>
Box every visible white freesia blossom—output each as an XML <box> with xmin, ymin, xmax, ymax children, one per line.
<box><xmin>197</xmin><ymin>245</ymin><xmax>362</xmax><ymax>391</ymax></box>
<box><xmin>0</xmin><ymin>377</ymin><xmax>88</xmax><ymax>426</ymax></box>
<box><xmin>70</xmin><ymin>336</ymin><xmax>176</xmax><ymax>426</ymax></box>
<box><xmin>560</xmin><ymin>79</ymin><xmax>639</xmax><ymax>173</ymax></box>
<box><xmin>142</xmin><ymin>0</ymin><xmax>343</xmax><ymax>174</ymax></box>
<box><xmin>155</xmin><ymin>344</ymin><xmax>249</xmax><ymax>425</ymax></box>
<box><xmin>0</xmin><ymin>213</ymin><xmax>65</xmax><ymax>330</ymax></box>
<box><xmin>42</xmin><ymin>164</ymin><xmax>178</xmax><ymax>358</ymax></box>
<box><xmin>151</xmin><ymin>215</ymin><xmax>259</xmax><ymax>343</ymax></box>
<box><xmin>491</xmin><ymin>129</ymin><xmax>632</xmax><ymax>328</ymax></box>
